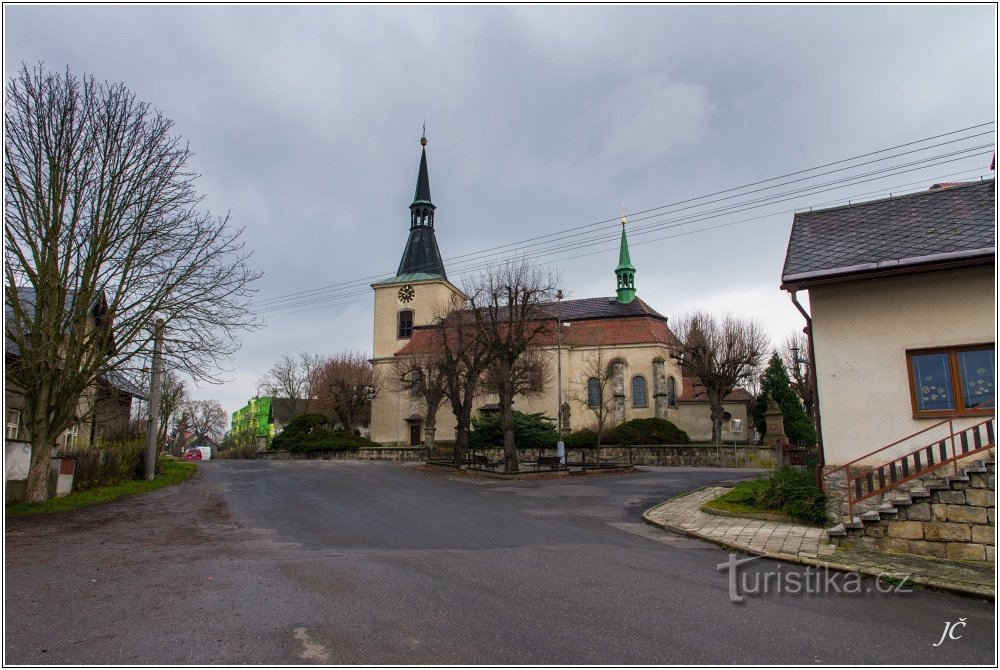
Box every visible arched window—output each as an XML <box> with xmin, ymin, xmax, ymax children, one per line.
<box><xmin>398</xmin><ymin>309</ymin><xmax>414</xmax><ymax>339</ymax></box>
<box><xmin>632</xmin><ymin>376</ymin><xmax>648</xmax><ymax>407</ymax></box>
<box><xmin>587</xmin><ymin>377</ymin><xmax>601</xmax><ymax>407</ymax></box>
<box><xmin>409</xmin><ymin>370</ymin><xmax>423</xmax><ymax>397</ymax></box>
<box><xmin>667</xmin><ymin>376</ymin><xmax>677</xmax><ymax>407</ymax></box>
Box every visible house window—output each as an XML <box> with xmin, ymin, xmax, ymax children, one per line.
<box><xmin>907</xmin><ymin>345</ymin><xmax>995</xmax><ymax>416</ymax></box>
<box><xmin>63</xmin><ymin>424</ymin><xmax>79</xmax><ymax>450</ymax></box>
<box><xmin>587</xmin><ymin>377</ymin><xmax>601</xmax><ymax>407</ymax></box>
<box><xmin>6</xmin><ymin>409</ymin><xmax>21</xmax><ymax>440</ymax></box>
<box><xmin>398</xmin><ymin>310</ymin><xmax>414</xmax><ymax>339</ymax></box>
<box><xmin>666</xmin><ymin>376</ymin><xmax>677</xmax><ymax>407</ymax></box>
<box><xmin>632</xmin><ymin>376</ymin><xmax>648</xmax><ymax>407</ymax></box>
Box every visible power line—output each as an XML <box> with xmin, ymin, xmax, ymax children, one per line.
<box><xmin>251</xmin><ymin>122</ymin><xmax>993</xmax><ymax>310</ymax></box>
<box><xmin>252</xmin><ymin>130</ymin><xmax>995</xmax><ymax>315</ymax></box>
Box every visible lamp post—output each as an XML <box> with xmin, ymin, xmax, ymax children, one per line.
<box><xmin>556</xmin><ymin>289</ymin><xmax>565</xmax><ymax>464</ymax></box>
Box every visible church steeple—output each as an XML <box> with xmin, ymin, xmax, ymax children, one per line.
<box><xmin>396</xmin><ymin>131</ymin><xmax>447</xmax><ymax>278</ymax></box>
<box><xmin>615</xmin><ymin>215</ymin><xmax>636</xmax><ymax>304</ymax></box>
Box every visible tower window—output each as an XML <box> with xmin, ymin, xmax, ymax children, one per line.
<box><xmin>398</xmin><ymin>310</ymin><xmax>414</xmax><ymax>339</ymax></box>
<box><xmin>667</xmin><ymin>376</ymin><xmax>677</xmax><ymax>407</ymax></box>
<box><xmin>632</xmin><ymin>376</ymin><xmax>648</xmax><ymax>407</ymax></box>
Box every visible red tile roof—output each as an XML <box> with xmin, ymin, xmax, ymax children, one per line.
<box><xmin>677</xmin><ymin>375</ymin><xmax>753</xmax><ymax>402</ymax></box>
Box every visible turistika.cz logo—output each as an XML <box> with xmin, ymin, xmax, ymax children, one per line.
<box><xmin>716</xmin><ymin>554</ymin><xmax>913</xmax><ymax>603</ymax></box>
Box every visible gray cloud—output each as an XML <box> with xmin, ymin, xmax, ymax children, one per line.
<box><xmin>5</xmin><ymin>4</ymin><xmax>995</xmax><ymax>416</ymax></box>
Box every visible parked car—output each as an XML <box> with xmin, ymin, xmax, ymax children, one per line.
<box><xmin>183</xmin><ymin>447</ymin><xmax>202</xmax><ymax>461</ymax></box>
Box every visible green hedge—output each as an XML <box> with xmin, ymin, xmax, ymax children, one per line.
<box><xmin>611</xmin><ymin>418</ymin><xmax>690</xmax><ymax>445</ymax></box>
<box><xmin>271</xmin><ymin>413</ymin><xmax>377</xmax><ymax>452</ymax></box>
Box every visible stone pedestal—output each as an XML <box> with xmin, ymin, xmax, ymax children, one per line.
<box><xmin>763</xmin><ymin>395</ymin><xmax>787</xmax><ymax>468</ymax></box>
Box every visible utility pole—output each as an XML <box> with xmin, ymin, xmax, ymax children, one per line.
<box><xmin>556</xmin><ymin>290</ymin><xmax>565</xmax><ymax>464</ymax></box>
<box><xmin>144</xmin><ymin>319</ymin><xmax>165</xmax><ymax>480</ymax></box>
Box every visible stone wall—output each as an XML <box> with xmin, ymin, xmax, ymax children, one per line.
<box><xmin>476</xmin><ymin>445</ymin><xmax>776</xmax><ymax>468</ymax></box>
<box><xmin>830</xmin><ymin>454</ymin><xmax>995</xmax><ymax>562</ymax></box>
<box><xmin>257</xmin><ymin>447</ymin><xmax>427</xmax><ymax>461</ymax></box>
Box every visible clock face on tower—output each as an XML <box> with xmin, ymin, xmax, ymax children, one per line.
<box><xmin>398</xmin><ymin>285</ymin><xmax>415</xmax><ymax>303</ymax></box>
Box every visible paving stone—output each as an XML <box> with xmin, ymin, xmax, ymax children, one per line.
<box><xmin>906</xmin><ymin>539</ymin><xmax>948</xmax><ymax>558</ymax></box>
<box><xmin>923</xmin><ymin>522</ymin><xmax>971</xmax><ymax>542</ymax></box>
<box><xmin>947</xmin><ymin>505</ymin><xmax>989</xmax><ymax>524</ymax></box>
<box><xmin>946</xmin><ymin>543</ymin><xmax>986</xmax><ymax>561</ymax></box>
<box><xmin>934</xmin><ymin>490</ymin><xmax>966</xmax><ymax>504</ymax></box>
<box><xmin>971</xmin><ymin>525</ymin><xmax>995</xmax><ymax>546</ymax></box>
<box><xmin>887</xmin><ymin>520</ymin><xmax>924</xmax><ymax>539</ymax></box>
<box><xmin>965</xmin><ymin>488</ymin><xmax>995</xmax><ymax>508</ymax></box>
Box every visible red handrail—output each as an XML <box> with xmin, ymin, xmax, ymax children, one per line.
<box><xmin>824</xmin><ymin>400</ymin><xmax>995</xmax><ymax>477</ymax></box>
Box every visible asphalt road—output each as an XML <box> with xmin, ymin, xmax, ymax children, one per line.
<box><xmin>4</xmin><ymin>461</ymin><xmax>996</xmax><ymax>665</ymax></box>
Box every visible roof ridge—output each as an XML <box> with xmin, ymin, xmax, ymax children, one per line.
<box><xmin>795</xmin><ymin>177</ymin><xmax>994</xmax><ymax>218</ymax></box>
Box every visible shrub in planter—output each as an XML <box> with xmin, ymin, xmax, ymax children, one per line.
<box><xmin>562</xmin><ymin>428</ymin><xmax>600</xmax><ymax>449</ymax></box>
<box><xmin>469</xmin><ymin>411</ymin><xmax>557</xmax><ymax>451</ymax></box>
<box><xmin>611</xmin><ymin>418</ymin><xmax>690</xmax><ymax>445</ymax></box>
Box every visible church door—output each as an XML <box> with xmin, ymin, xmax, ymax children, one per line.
<box><xmin>409</xmin><ymin>423</ymin><xmax>422</xmax><ymax>446</ymax></box>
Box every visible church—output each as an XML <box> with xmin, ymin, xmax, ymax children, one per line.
<box><xmin>369</xmin><ymin>136</ymin><xmax>752</xmax><ymax>447</ymax></box>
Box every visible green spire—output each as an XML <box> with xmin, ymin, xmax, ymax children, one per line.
<box><xmin>615</xmin><ymin>215</ymin><xmax>636</xmax><ymax>304</ymax></box>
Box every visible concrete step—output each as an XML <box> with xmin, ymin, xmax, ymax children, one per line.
<box><xmin>890</xmin><ymin>494</ymin><xmax>913</xmax><ymax>506</ymax></box>
<box><xmin>826</xmin><ymin>523</ymin><xmax>847</xmax><ymax>537</ymax></box>
<box><xmin>860</xmin><ymin>511</ymin><xmax>882</xmax><ymax>522</ymax></box>
<box><xmin>844</xmin><ymin>517</ymin><xmax>864</xmax><ymax>530</ymax></box>
<box><xmin>908</xmin><ymin>488</ymin><xmax>931</xmax><ymax>498</ymax></box>
<box><xmin>876</xmin><ymin>504</ymin><xmax>899</xmax><ymax>516</ymax></box>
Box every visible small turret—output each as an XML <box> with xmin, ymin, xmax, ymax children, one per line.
<box><xmin>615</xmin><ymin>215</ymin><xmax>636</xmax><ymax>304</ymax></box>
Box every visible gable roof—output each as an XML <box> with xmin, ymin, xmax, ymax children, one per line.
<box><xmin>781</xmin><ymin>179</ymin><xmax>995</xmax><ymax>290</ymax></box>
<box><xmin>538</xmin><ymin>296</ymin><xmax>667</xmax><ymax>322</ymax></box>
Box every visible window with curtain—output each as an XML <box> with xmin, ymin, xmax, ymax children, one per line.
<box><xmin>907</xmin><ymin>345</ymin><xmax>995</xmax><ymax>416</ymax></box>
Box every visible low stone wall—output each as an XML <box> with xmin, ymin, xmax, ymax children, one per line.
<box><xmin>473</xmin><ymin>445</ymin><xmax>776</xmax><ymax>468</ymax></box>
<box><xmin>829</xmin><ymin>452</ymin><xmax>995</xmax><ymax>562</ymax></box>
<box><xmin>257</xmin><ymin>447</ymin><xmax>427</xmax><ymax>461</ymax></box>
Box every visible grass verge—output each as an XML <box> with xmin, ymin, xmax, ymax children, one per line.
<box><xmin>5</xmin><ymin>460</ymin><xmax>197</xmax><ymax>518</ymax></box>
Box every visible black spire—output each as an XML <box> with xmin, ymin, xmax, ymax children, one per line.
<box><xmin>397</xmin><ymin>132</ymin><xmax>447</xmax><ymax>278</ymax></box>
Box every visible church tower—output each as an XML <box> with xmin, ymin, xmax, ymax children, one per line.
<box><xmin>615</xmin><ymin>215</ymin><xmax>637</xmax><ymax>304</ymax></box>
<box><xmin>396</xmin><ymin>133</ymin><xmax>447</xmax><ymax>278</ymax></box>
<box><xmin>370</xmin><ymin>132</ymin><xmax>465</xmax><ymax>445</ymax></box>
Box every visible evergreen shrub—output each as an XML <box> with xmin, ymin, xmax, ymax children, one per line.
<box><xmin>469</xmin><ymin>411</ymin><xmax>557</xmax><ymax>451</ymax></box>
<box><xmin>612</xmin><ymin>418</ymin><xmax>690</xmax><ymax>445</ymax></box>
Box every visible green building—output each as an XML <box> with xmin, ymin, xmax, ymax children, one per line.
<box><xmin>231</xmin><ymin>396</ymin><xmax>274</xmax><ymax>447</ymax></box>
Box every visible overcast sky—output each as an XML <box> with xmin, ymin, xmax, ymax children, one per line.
<box><xmin>4</xmin><ymin>4</ymin><xmax>996</xmax><ymax>420</ymax></box>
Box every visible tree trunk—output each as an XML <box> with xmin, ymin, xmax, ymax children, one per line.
<box><xmin>708</xmin><ymin>393</ymin><xmax>725</xmax><ymax>446</ymax></box>
<box><xmin>498</xmin><ymin>368</ymin><xmax>519</xmax><ymax>472</ymax></box>
<box><xmin>26</xmin><ymin>432</ymin><xmax>56</xmax><ymax>502</ymax></box>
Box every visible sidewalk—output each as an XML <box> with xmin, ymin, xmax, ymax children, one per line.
<box><xmin>644</xmin><ymin>487</ymin><xmax>995</xmax><ymax>600</ymax></box>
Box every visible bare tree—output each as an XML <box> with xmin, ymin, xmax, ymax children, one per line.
<box><xmin>782</xmin><ymin>330</ymin><xmax>815</xmax><ymax>423</ymax></box>
<box><xmin>157</xmin><ymin>370</ymin><xmax>188</xmax><ymax>450</ymax></box>
<box><xmin>315</xmin><ymin>351</ymin><xmax>382</xmax><ymax>431</ymax></box>
<box><xmin>567</xmin><ymin>347</ymin><xmax>617</xmax><ymax>460</ymax></box>
<box><xmin>672</xmin><ymin>311</ymin><xmax>768</xmax><ymax>445</ymax></box>
<box><xmin>391</xmin><ymin>352</ymin><xmax>448</xmax><ymax>451</ymax></box>
<box><xmin>257</xmin><ymin>352</ymin><xmax>323</xmax><ymax>418</ymax></box>
<box><xmin>182</xmin><ymin>399</ymin><xmax>228</xmax><ymax>445</ymax></box>
<box><xmin>468</xmin><ymin>257</ymin><xmax>558</xmax><ymax>471</ymax></box>
<box><xmin>432</xmin><ymin>305</ymin><xmax>492</xmax><ymax>466</ymax></box>
<box><xmin>4</xmin><ymin>65</ymin><xmax>260</xmax><ymax>500</ymax></box>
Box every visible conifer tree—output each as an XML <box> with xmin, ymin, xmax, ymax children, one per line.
<box><xmin>752</xmin><ymin>352</ymin><xmax>817</xmax><ymax>446</ymax></box>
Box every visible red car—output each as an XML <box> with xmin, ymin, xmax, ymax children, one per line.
<box><xmin>183</xmin><ymin>447</ymin><xmax>203</xmax><ymax>461</ymax></box>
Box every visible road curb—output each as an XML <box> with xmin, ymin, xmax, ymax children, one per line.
<box><xmin>642</xmin><ymin>490</ymin><xmax>995</xmax><ymax>602</ymax></box>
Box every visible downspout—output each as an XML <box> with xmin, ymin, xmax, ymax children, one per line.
<box><xmin>788</xmin><ymin>290</ymin><xmax>826</xmax><ymax>488</ymax></box>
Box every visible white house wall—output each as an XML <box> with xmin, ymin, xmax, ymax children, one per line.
<box><xmin>809</xmin><ymin>265</ymin><xmax>995</xmax><ymax>466</ymax></box>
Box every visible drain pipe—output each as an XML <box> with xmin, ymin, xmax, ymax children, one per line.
<box><xmin>789</xmin><ymin>291</ymin><xmax>826</xmax><ymax>488</ymax></box>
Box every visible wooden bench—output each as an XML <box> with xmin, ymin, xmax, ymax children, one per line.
<box><xmin>468</xmin><ymin>453</ymin><xmax>503</xmax><ymax>470</ymax></box>
<box><xmin>535</xmin><ymin>455</ymin><xmax>564</xmax><ymax>469</ymax></box>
